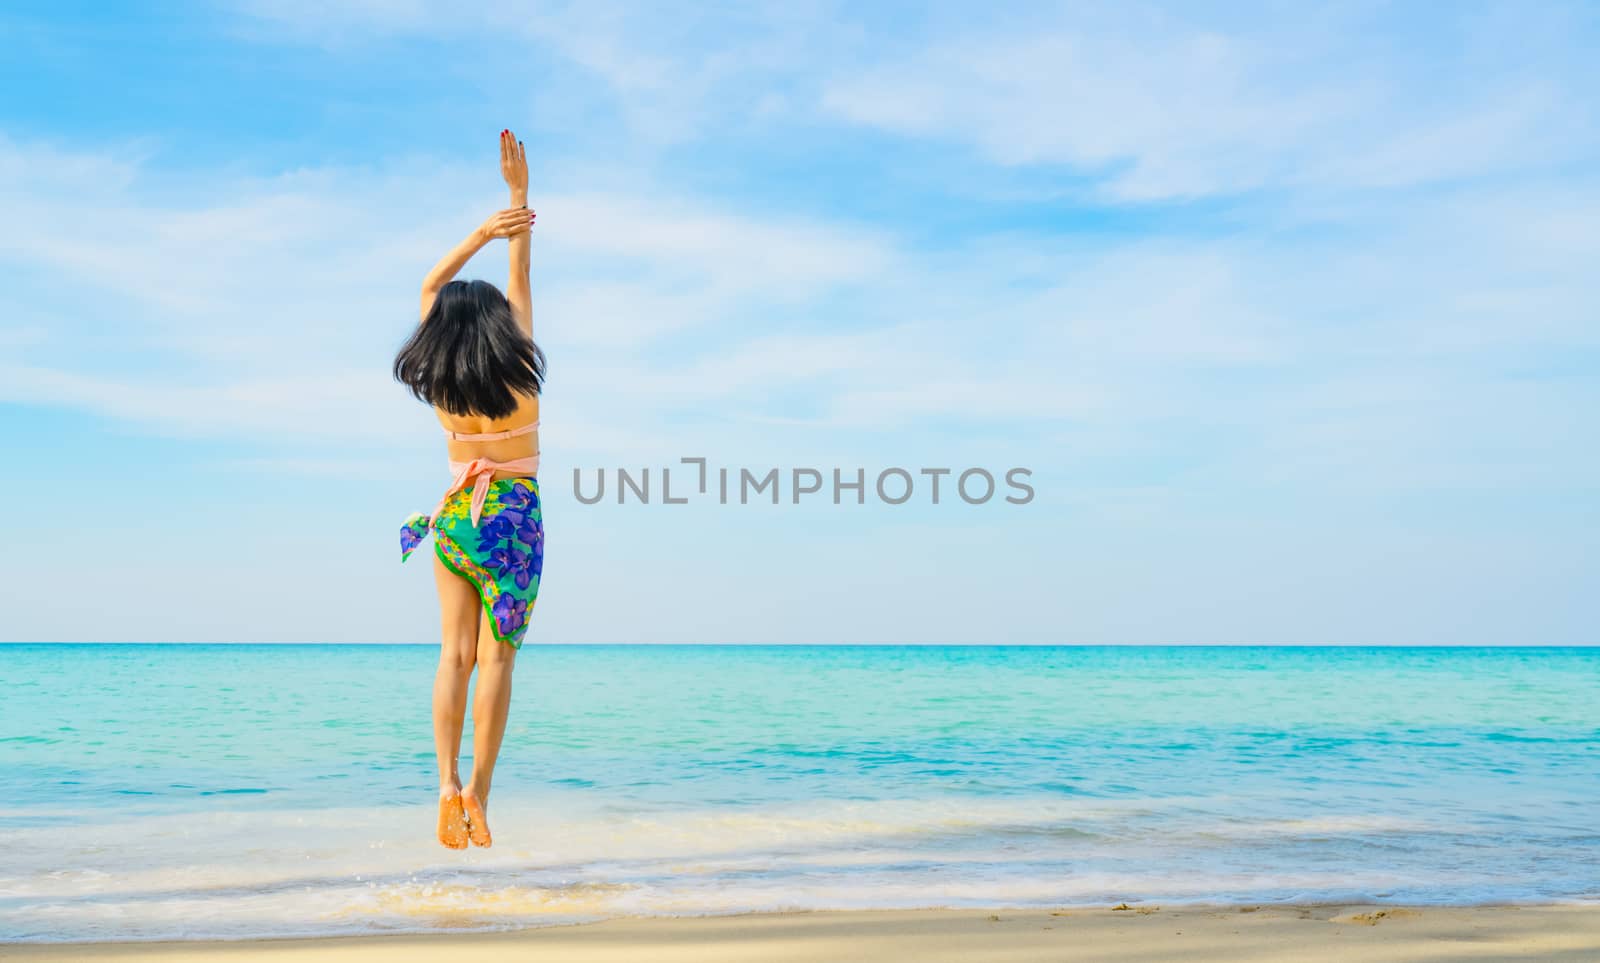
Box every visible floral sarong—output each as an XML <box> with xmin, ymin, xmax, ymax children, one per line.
<box><xmin>401</xmin><ymin>476</ymin><xmax>543</xmax><ymax>648</ymax></box>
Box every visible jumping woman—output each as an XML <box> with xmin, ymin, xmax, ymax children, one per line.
<box><xmin>394</xmin><ymin>129</ymin><xmax>544</xmax><ymax>849</ymax></box>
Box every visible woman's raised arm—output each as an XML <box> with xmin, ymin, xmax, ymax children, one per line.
<box><xmin>420</xmin><ymin>206</ymin><xmax>532</xmax><ymax>321</ymax></box>
<box><xmin>501</xmin><ymin>129</ymin><xmax>534</xmax><ymax>337</ymax></box>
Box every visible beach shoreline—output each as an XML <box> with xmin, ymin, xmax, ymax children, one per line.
<box><xmin>7</xmin><ymin>646</ymin><xmax>1597</xmax><ymax>949</ymax></box>
<box><xmin>6</xmin><ymin>904</ymin><xmax>1599</xmax><ymax>962</ymax></box>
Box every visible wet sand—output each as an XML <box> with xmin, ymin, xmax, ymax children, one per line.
<box><xmin>6</xmin><ymin>904</ymin><xmax>1599</xmax><ymax>962</ymax></box>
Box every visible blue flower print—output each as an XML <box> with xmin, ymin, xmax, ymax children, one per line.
<box><xmin>500</xmin><ymin>482</ymin><xmax>534</xmax><ymax>512</ymax></box>
<box><xmin>513</xmin><ymin>512</ymin><xmax>543</xmax><ymax>551</ymax></box>
<box><xmin>399</xmin><ymin>514</ymin><xmax>431</xmax><ymax>559</ymax></box>
<box><xmin>504</xmin><ymin>547</ymin><xmax>536</xmax><ymax>590</ymax></box>
<box><xmin>475</xmin><ymin>509</ymin><xmax>524</xmax><ymax>552</ymax></box>
<box><xmin>492</xmin><ymin>592</ymin><xmax>528</xmax><ymax>638</ymax></box>
<box><xmin>485</xmin><ymin>545</ymin><xmax>535</xmax><ymax>588</ymax></box>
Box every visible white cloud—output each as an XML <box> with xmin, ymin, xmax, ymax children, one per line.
<box><xmin>4</xmin><ymin>46</ymin><xmax>1598</xmax><ymax>482</ymax></box>
<box><xmin>218</xmin><ymin>2</ymin><xmax>1599</xmax><ymax>204</ymax></box>
<box><xmin>0</xmin><ymin>361</ymin><xmax>410</xmax><ymax>442</ymax></box>
<box><xmin>0</xmin><ymin>136</ymin><xmax>946</xmax><ymax>455</ymax></box>
<box><xmin>536</xmin><ymin>192</ymin><xmax>895</xmax><ymax>346</ymax></box>
<box><xmin>226</xmin><ymin>0</ymin><xmax>836</xmax><ymax>144</ymax></box>
<box><xmin>820</xmin><ymin>7</ymin><xmax>1596</xmax><ymax>200</ymax></box>
<box><xmin>550</xmin><ymin>192</ymin><xmax>893</xmax><ymax>291</ymax></box>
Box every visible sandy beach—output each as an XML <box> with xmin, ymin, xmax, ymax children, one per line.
<box><xmin>6</xmin><ymin>905</ymin><xmax>1598</xmax><ymax>962</ymax></box>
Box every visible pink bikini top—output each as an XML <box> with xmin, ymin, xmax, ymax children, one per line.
<box><xmin>433</xmin><ymin>420</ymin><xmax>541</xmax><ymax>528</ymax></box>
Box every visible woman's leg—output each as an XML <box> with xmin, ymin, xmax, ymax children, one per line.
<box><xmin>432</xmin><ymin>552</ymin><xmax>481</xmax><ymax>848</ymax></box>
<box><xmin>461</xmin><ymin>617</ymin><xmax>516</xmax><ymax>846</ymax></box>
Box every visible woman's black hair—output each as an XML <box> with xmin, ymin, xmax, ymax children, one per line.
<box><xmin>393</xmin><ymin>279</ymin><xmax>546</xmax><ymax>419</ymax></box>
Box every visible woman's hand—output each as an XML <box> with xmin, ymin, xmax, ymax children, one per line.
<box><xmin>476</xmin><ymin>207</ymin><xmax>535</xmax><ymax>242</ymax></box>
<box><xmin>421</xmin><ymin>199</ymin><xmax>533</xmax><ymax>321</ymax></box>
<box><xmin>500</xmin><ymin>129</ymin><xmax>528</xmax><ymax>195</ymax></box>
<box><xmin>500</xmin><ymin>128</ymin><xmax>534</xmax><ymax>336</ymax></box>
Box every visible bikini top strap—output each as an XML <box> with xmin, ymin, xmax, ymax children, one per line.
<box><xmin>443</xmin><ymin>420</ymin><xmax>541</xmax><ymax>443</ymax></box>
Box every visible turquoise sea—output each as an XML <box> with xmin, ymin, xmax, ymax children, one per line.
<box><xmin>1</xmin><ymin>644</ymin><xmax>1597</xmax><ymax>941</ymax></box>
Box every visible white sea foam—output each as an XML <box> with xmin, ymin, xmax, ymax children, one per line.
<box><xmin>3</xmin><ymin>792</ymin><xmax>1593</xmax><ymax>941</ymax></box>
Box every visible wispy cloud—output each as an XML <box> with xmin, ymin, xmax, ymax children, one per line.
<box><xmin>4</xmin><ymin>124</ymin><xmax>1596</xmax><ymax>476</ymax></box>
<box><xmin>821</xmin><ymin>5</ymin><xmax>1598</xmax><ymax>200</ymax></box>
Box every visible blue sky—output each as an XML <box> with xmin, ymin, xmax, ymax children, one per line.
<box><xmin>1</xmin><ymin>1</ymin><xmax>1595</xmax><ymax>643</ymax></box>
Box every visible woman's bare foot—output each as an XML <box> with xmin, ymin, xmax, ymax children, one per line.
<box><xmin>460</xmin><ymin>789</ymin><xmax>492</xmax><ymax>848</ymax></box>
<box><xmin>437</xmin><ymin>788</ymin><xmax>469</xmax><ymax>849</ymax></box>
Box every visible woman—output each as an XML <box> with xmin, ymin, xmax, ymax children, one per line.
<box><xmin>394</xmin><ymin>129</ymin><xmax>543</xmax><ymax>850</ymax></box>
